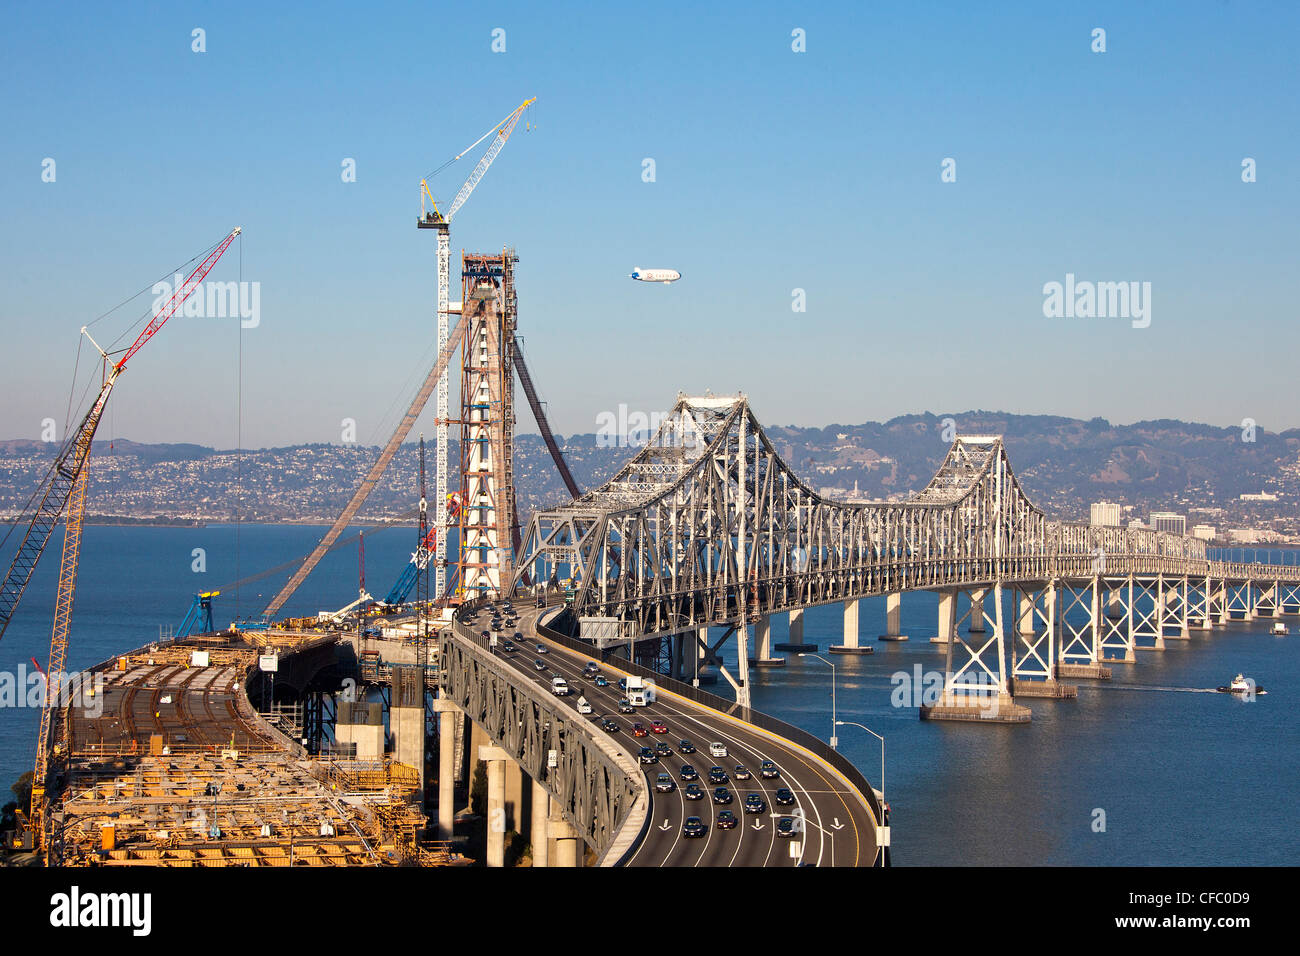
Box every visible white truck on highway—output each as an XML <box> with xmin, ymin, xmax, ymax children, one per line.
<box><xmin>626</xmin><ymin>676</ymin><xmax>657</xmax><ymax>706</ymax></box>
<box><xmin>551</xmin><ymin>677</ymin><xmax>571</xmax><ymax>697</ymax></box>
<box><xmin>576</xmin><ymin>695</ymin><xmax>593</xmax><ymax>714</ymax></box>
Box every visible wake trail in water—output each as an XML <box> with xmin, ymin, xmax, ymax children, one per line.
<box><xmin>1089</xmin><ymin>683</ymin><xmax>1221</xmax><ymax>694</ymax></box>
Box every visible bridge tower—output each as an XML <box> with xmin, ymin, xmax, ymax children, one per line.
<box><xmin>456</xmin><ymin>249</ymin><xmax>519</xmax><ymax>600</ymax></box>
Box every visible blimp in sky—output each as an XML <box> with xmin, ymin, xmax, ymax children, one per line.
<box><xmin>630</xmin><ymin>267</ymin><xmax>681</xmax><ymax>284</ymax></box>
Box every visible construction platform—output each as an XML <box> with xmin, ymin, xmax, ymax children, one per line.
<box><xmin>44</xmin><ymin>634</ymin><xmax>455</xmax><ymax>867</ymax></box>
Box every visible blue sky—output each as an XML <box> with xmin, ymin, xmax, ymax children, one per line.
<box><xmin>1</xmin><ymin>1</ymin><xmax>1297</xmax><ymax>449</ymax></box>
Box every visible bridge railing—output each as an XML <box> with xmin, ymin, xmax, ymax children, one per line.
<box><xmin>535</xmin><ymin>610</ymin><xmax>885</xmax><ymax>834</ymax></box>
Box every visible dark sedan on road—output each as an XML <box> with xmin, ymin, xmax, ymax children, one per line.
<box><xmin>712</xmin><ymin>787</ymin><xmax>733</xmax><ymax>805</ymax></box>
<box><xmin>682</xmin><ymin>816</ymin><xmax>707</xmax><ymax>838</ymax></box>
<box><xmin>734</xmin><ymin>765</ymin><xmax>751</xmax><ymax>781</ymax></box>
<box><xmin>501</xmin><ymin>640</ymin><xmax>516</xmax><ymax>653</ymax></box>
<box><xmin>534</xmin><ymin>643</ymin><xmax>548</xmax><ymax>655</ymax></box>
<box><xmin>637</xmin><ymin>747</ymin><xmax>658</xmax><ymax>765</ymax></box>
<box><xmin>679</xmin><ymin>764</ymin><xmax>698</xmax><ymax>781</ymax></box>
<box><xmin>760</xmin><ymin>760</ymin><xmax>780</xmax><ymax>779</ymax></box>
<box><xmin>654</xmin><ymin>773</ymin><xmax>676</xmax><ymax>793</ymax></box>
<box><xmin>776</xmin><ymin>817</ymin><xmax>798</xmax><ymax>838</ymax></box>
<box><xmin>683</xmin><ymin>783</ymin><xmax>704</xmax><ymax>801</ymax></box>
<box><xmin>600</xmin><ymin>718</ymin><xmax>620</xmax><ymax>733</ymax></box>
<box><xmin>653</xmin><ymin>741</ymin><xmax>672</xmax><ymax>758</ymax></box>
<box><xmin>678</xmin><ymin>739</ymin><xmax>696</xmax><ymax>754</ymax></box>
<box><xmin>774</xmin><ymin>787</ymin><xmax>795</xmax><ymax>806</ymax></box>
<box><xmin>533</xmin><ymin>659</ymin><xmax>547</xmax><ymax>671</ymax></box>
<box><xmin>743</xmin><ymin>793</ymin><xmax>766</xmax><ymax>814</ymax></box>
<box><xmin>716</xmin><ymin>810</ymin><xmax>738</xmax><ymax>830</ymax></box>
<box><xmin>617</xmin><ymin>699</ymin><xmax>635</xmax><ymax>713</ymax></box>
<box><xmin>708</xmin><ymin>767</ymin><xmax>728</xmax><ymax>785</ymax></box>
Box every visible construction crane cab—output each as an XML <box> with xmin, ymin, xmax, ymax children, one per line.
<box><xmin>177</xmin><ymin>590</ymin><xmax>220</xmax><ymax>638</ymax></box>
<box><xmin>418</xmin><ymin>179</ymin><xmax>447</xmax><ymax>229</ymax></box>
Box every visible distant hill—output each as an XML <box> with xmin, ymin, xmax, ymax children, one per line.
<box><xmin>2</xmin><ymin>412</ymin><xmax>1297</xmax><ymax>535</ymax></box>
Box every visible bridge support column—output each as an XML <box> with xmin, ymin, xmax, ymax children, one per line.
<box><xmin>831</xmin><ymin>597</ymin><xmax>872</xmax><ymax>654</ymax></box>
<box><xmin>432</xmin><ymin>698</ymin><xmax>461</xmax><ymax>841</ymax></box>
<box><xmin>1164</xmin><ymin>576</ymin><xmax>1190</xmax><ymax>640</ymax></box>
<box><xmin>967</xmin><ymin>589</ymin><xmax>987</xmax><ymax>633</ymax></box>
<box><xmin>922</xmin><ymin>582</ymin><xmax>1030</xmax><ymax>723</ymax></box>
<box><xmin>878</xmin><ymin>591</ymin><xmax>908</xmax><ymax>641</ymax></box>
<box><xmin>930</xmin><ymin>590</ymin><xmax>957</xmax><ymax>644</ymax></box>
<box><xmin>390</xmin><ymin>666</ymin><xmax>426</xmax><ymax>807</ymax></box>
<box><xmin>479</xmin><ymin>745</ymin><xmax>509</xmax><ymax>868</ymax></box>
<box><xmin>1098</xmin><ymin>579</ymin><xmax>1136</xmax><ymax>662</ymax></box>
<box><xmin>530</xmin><ymin>779</ymin><xmax>550</xmax><ymax>867</ymax></box>
<box><xmin>775</xmin><ymin>607</ymin><xmax>815</xmax><ymax>652</ymax></box>
<box><xmin>748</xmin><ymin>614</ymin><xmax>785</xmax><ymax>666</ymax></box>
<box><xmin>1211</xmin><ymin>579</ymin><xmax>1227</xmax><ymax>625</ymax></box>
<box><xmin>550</xmin><ymin>817</ymin><xmax>583</xmax><ymax>868</ymax></box>
<box><xmin>1011</xmin><ymin>582</ymin><xmax>1076</xmax><ymax>699</ymax></box>
<box><xmin>1055</xmin><ymin>577</ymin><xmax>1111</xmax><ymax>680</ymax></box>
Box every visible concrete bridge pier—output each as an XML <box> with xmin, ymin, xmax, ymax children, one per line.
<box><xmin>748</xmin><ymin>614</ymin><xmax>786</xmax><ymax>666</ymax></box>
<box><xmin>831</xmin><ymin>597</ymin><xmax>873</xmax><ymax>654</ymax></box>
<box><xmin>921</xmin><ymin>582</ymin><xmax>1031</xmax><ymax>723</ymax></box>
<box><xmin>930</xmin><ymin>590</ymin><xmax>957</xmax><ymax>644</ymax></box>
<box><xmin>390</xmin><ymin>665</ymin><xmax>427</xmax><ymax>806</ymax></box>
<box><xmin>775</xmin><ymin>607</ymin><xmax>815</xmax><ymax>652</ymax></box>
<box><xmin>531</xmin><ymin>779</ymin><xmax>550</xmax><ymax>867</ymax></box>
<box><xmin>549</xmin><ymin>814</ymin><xmax>583</xmax><ymax>867</ymax></box>
<box><xmin>479</xmin><ymin>745</ymin><xmax>509</xmax><ymax>868</ymax></box>
<box><xmin>878</xmin><ymin>591</ymin><xmax>908</xmax><ymax>641</ymax></box>
<box><xmin>432</xmin><ymin>698</ymin><xmax>462</xmax><ymax>840</ymax></box>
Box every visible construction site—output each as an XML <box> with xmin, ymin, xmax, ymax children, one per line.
<box><xmin>0</xmin><ymin>97</ymin><xmax>585</xmax><ymax>867</ymax></box>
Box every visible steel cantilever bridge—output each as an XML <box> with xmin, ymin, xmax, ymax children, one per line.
<box><xmin>513</xmin><ymin>393</ymin><xmax>1299</xmax><ymax>720</ymax></box>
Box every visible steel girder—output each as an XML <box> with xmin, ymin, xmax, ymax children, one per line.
<box><xmin>438</xmin><ymin>633</ymin><xmax>641</xmax><ymax>857</ymax></box>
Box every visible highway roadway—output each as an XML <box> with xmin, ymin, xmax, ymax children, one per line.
<box><xmin>458</xmin><ymin>603</ymin><xmax>879</xmax><ymax>867</ymax></box>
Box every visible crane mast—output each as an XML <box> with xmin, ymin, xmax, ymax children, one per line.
<box><xmin>10</xmin><ymin>227</ymin><xmax>242</xmax><ymax>857</ymax></box>
<box><xmin>418</xmin><ymin>96</ymin><xmax>534</xmax><ymax>603</ymax></box>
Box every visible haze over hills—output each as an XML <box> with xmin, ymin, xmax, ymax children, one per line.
<box><xmin>2</xmin><ymin>411</ymin><xmax>1297</xmax><ymax>538</ymax></box>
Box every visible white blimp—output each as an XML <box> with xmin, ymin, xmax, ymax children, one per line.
<box><xmin>630</xmin><ymin>267</ymin><xmax>681</xmax><ymax>284</ymax></box>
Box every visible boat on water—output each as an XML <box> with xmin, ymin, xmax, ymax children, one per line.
<box><xmin>1272</xmin><ymin>622</ymin><xmax>1289</xmax><ymax>635</ymax></box>
<box><xmin>1216</xmin><ymin>673</ymin><xmax>1266</xmax><ymax>695</ymax></box>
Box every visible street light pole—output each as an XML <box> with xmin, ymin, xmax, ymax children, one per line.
<box><xmin>798</xmin><ymin>652</ymin><xmax>837</xmax><ymax>749</ymax></box>
<box><xmin>836</xmin><ymin>719</ymin><xmax>886</xmax><ymax>865</ymax></box>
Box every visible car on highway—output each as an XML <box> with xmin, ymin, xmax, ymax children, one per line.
<box><xmin>709</xmin><ymin>742</ymin><xmax>728</xmax><ymax>758</ymax></box>
<box><xmin>678</xmin><ymin>739</ymin><xmax>696</xmax><ymax>754</ymax></box>
<box><xmin>682</xmin><ymin>816</ymin><xmax>707</xmax><ymax>839</ymax></box>
<box><xmin>712</xmin><ymin>787</ymin><xmax>733</xmax><ymax>805</ymax></box>
<box><xmin>734</xmin><ymin>765</ymin><xmax>751</xmax><ymax>781</ymax></box>
<box><xmin>649</xmin><ymin>720</ymin><xmax>668</xmax><ymax>734</ymax></box>
<box><xmin>679</xmin><ymin>764</ymin><xmax>698</xmax><ymax>781</ymax></box>
<box><xmin>774</xmin><ymin>787</ymin><xmax>795</xmax><ymax>806</ymax></box>
<box><xmin>637</xmin><ymin>747</ymin><xmax>658</xmax><ymax>765</ymax></box>
<box><xmin>632</xmin><ymin>723</ymin><xmax>648</xmax><ymax>737</ymax></box>
<box><xmin>534</xmin><ymin>643</ymin><xmax>548</xmax><ymax>655</ymax></box>
<box><xmin>533</xmin><ymin>659</ymin><xmax>547</xmax><ymax>671</ymax></box>
<box><xmin>576</xmin><ymin>696</ymin><xmax>592</xmax><ymax>714</ymax></box>
<box><xmin>654</xmin><ymin>773</ymin><xmax>676</xmax><ymax>793</ymax></box>
<box><xmin>583</xmin><ymin>663</ymin><xmax>600</xmax><ymax>680</ymax></box>
<box><xmin>600</xmin><ymin>717</ymin><xmax>620</xmax><ymax>733</ymax></box>
<box><xmin>512</xmin><ymin>632</ymin><xmax>524</xmax><ymax>641</ymax></box>
<box><xmin>594</xmin><ymin>676</ymin><xmax>609</xmax><ymax>687</ymax></box>
<box><xmin>617</xmin><ymin>678</ymin><xmax>628</xmax><ymax>692</ymax></box>
<box><xmin>716</xmin><ymin>810</ymin><xmax>738</xmax><ymax>830</ymax></box>
<box><xmin>776</xmin><ymin>816</ymin><xmax>798</xmax><ymax>838</ymax></box>
<box><xmin>653</xmin><ymin>741</ymin><xmax>672</xmax><ymax>758</ymax></box>
<box><xmin>501</xmin><ymin>640</ymin><xmax>516</xmax><ymax>653</ymax></box>
<box><xmin>551</xmin><ymin>677</ymin><xmax>571</xmax><ymax>696</ymax></box>
<box><xmin>743</xmin><ymin>793</ymin><xmax>766</xmax><ymax>814</ymax></box>
<box><xmin>683</xmin><ymin>783</ymin><xmax>704</xmax><ymax>801</ymax></box>
<box><xmin>708</xmin><ymin>767</ymin><xmax>729</xmax><ymax>785</ymax></box>
<box><xmin>617</xmin><ymin>699</ymin><xmax>635</xmax><ymax>714</ymax></box>
<box><xmin>760</xmin><ymin>760</ymin><xmax>780</xmax><ymax>779</ymax></box>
